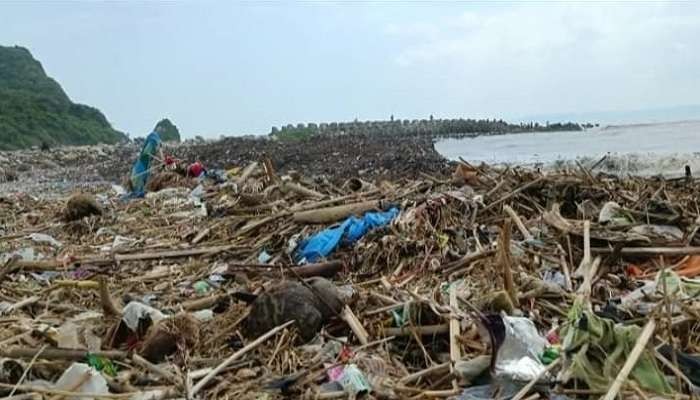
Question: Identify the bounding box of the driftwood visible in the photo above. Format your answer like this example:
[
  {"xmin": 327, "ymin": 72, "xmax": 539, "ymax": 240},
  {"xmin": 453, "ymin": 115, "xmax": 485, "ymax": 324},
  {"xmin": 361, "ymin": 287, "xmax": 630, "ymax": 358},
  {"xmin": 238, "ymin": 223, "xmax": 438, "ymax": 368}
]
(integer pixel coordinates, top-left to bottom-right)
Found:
[
  {"xmin": 292, "ymin": 200, "xmax": 381, "ymax": 224},
  {"xmin": 1, "ymin": 347, "xmax": 128, "ymax": 361}
]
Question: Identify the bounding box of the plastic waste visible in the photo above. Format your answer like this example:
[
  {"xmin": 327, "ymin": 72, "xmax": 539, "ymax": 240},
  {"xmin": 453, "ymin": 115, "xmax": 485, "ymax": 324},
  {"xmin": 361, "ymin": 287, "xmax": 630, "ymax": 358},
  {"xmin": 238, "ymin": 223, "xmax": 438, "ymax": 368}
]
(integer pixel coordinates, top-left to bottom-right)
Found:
[
  {"xmin": 483, "ymin": 314, "xmax": 549, "ymax": 382},
  {"xmin": 121, "ymin": 301, "xmax": 166, "ymax": 331},
  {"xmin": 454, "ymin": 355, "xmax": 490, "ymax": 383},
  {"xmin": 258, "ymin": 250, "xmax": 273, "ymax": 264},
  {"xmin": 190, "ymin": 184, "xmax": 205, "ymax": 201},
  {"xmin": 1, "ymin": 247, "xmax": 39, "ymax": 263},
  {"xmin": 30, "ymin": 271, "xmax": 60, "ymax": 284},
  {"xmin": 27, "ymin": 233, "xmax": 62, "ymax": 248},
  {"xmin": 111, "ymin": 184, "xmax": 126, "ymax": 196},
  {"xmin": 561, "ymin": 299, "xmax": 671, "ymax": 394},
  {"xmin": 628, "ymin": 224, "xmax": 684, "ymax": 241},
  {"xmin": 100, "ymin": 235, "xmax": 136, "ymax": 252},
  {"xmin": 54, "ymin": 363, "xmax": 109, "ymax": 399},
  {"xmin": 193, "ymin": 309, "xmax": 214, "ymax": 321},
  {"xmin": 337, "ymin": 364, "xmax": 371, "ymax": 395},
  {"xmin": 86, "ymin": 354, "xmax": 117, "ymax": 377},
  {"xmin": 658, "ymin": 344, "xmax": 700, "ymax": 386},
  {"xmin": 598, "ymin": 201, "xmax": 630, "ymax": 225},
  {"xmin": 620, "ymin": 270, "xmax": 700, "ymax": 314},
  {"xmin": 297, "ymin": 207, "xmax": 399, "ymax": 263},
  {"xmin": 193, "ymin": 281, "xmax": 211, "ymax": 295},
  {"xmin": 145, "ymin": 187, "xmax": 187, "ymax": 200},
  {"xmin": 542, "ymin": 270, "xmax": 568, "ymax": 289}
]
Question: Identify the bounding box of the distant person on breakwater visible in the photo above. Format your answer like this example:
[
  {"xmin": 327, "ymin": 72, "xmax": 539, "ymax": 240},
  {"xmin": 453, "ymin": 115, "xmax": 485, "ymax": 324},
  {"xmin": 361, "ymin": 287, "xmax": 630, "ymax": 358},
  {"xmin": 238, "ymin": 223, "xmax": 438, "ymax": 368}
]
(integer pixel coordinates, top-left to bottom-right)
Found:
[{"xmin": 128, "ymin": 123, "xmax": 165, "ymax": 197}]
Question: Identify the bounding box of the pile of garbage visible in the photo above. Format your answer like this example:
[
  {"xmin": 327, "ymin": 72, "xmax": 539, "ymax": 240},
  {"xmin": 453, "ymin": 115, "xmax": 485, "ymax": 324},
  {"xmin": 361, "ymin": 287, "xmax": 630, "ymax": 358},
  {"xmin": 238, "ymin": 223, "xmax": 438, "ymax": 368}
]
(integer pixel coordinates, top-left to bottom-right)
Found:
[{"xmin": 2, "ymin": 155, "xmax": 700, "ymax": 399}]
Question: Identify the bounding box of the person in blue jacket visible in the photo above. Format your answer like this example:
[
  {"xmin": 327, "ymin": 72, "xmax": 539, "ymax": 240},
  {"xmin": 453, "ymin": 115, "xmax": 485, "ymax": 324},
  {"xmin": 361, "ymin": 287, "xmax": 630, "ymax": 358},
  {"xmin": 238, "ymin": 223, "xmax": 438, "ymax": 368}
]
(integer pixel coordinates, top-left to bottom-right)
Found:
[{"xmin": 129, "ymin": 124, "xmax": 165, "ymax": 197}]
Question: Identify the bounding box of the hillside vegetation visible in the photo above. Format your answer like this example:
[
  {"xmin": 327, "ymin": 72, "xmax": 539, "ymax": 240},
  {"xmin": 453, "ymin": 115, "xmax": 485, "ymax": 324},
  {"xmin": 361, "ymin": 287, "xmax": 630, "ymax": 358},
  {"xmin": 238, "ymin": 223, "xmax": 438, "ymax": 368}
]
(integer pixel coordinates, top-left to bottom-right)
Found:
[{"xmin": 0, "ymin": 45, "xmax": 125, "ymax": 150}]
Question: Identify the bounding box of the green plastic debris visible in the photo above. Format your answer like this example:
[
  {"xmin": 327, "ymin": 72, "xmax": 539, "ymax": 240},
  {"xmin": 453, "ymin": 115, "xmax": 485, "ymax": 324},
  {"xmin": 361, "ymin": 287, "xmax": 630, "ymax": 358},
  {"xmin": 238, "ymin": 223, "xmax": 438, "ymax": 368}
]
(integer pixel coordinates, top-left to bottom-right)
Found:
[
  {"xmin": 391, "ymin": 303, "xmax": 411, "ymax": 327},
  {"xmin": 86, "ymin": 353, "xmax": 117, "ymax": 377},
  {"xmin": 193, "ymin": 280, "xmax": 211, "ymax": 295},
  {"xmin": 561, "ymin": 299, "xmax": 671, "ymax": 394},
  {"xmin": 539, "ymin": 346, "xmax": 559, "ymax": 365}
]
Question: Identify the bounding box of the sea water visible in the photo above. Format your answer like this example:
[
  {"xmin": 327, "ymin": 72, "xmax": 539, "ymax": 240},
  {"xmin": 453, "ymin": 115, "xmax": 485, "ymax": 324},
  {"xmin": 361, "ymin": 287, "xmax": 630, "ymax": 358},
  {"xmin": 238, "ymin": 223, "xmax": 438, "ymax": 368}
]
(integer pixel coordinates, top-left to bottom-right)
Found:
[{"xmin": 434, "ymin": 120, "xmax": 700, "ymax": 177}]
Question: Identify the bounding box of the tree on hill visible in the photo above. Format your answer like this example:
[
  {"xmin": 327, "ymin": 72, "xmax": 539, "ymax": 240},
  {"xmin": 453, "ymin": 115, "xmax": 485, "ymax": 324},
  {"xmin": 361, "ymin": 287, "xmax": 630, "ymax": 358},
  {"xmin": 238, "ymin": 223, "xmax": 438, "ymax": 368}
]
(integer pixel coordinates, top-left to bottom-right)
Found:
[
  {"xmin": 155, "ymin": 118, "xmax": 181, "ymax": 142},
  {"xmin": 0, "ymin": 45, "xmax": 126, "ymax": 150}
]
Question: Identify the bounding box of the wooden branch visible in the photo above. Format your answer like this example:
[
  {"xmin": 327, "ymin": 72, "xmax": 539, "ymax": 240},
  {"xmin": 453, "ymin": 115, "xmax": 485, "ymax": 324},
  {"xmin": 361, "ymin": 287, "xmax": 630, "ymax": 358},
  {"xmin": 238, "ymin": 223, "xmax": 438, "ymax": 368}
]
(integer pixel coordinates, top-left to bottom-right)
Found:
[
  {"xmin": 399, "ymin": 362, "xmax": 450, "ymax": 384},
  {"xmin": 592, "ymin": 246, "xmax": 700, "ymax": 256},
  {"xmin": 436, "ymin": 248, "xmax": 496, "ymax": 273},
  {"xmin": 131, "ymin": 354, "xmax": 181, "ymax": 386},
  {"xmin": 504, "ymin": 204, "xmax": 534, "ymax": 241},
  {"xmin": 14, "ymin": 244, "xmax": 240, "ymax": 271},
  {"xmin": 383, "ymin": 324, "xmax": 449, "ymax": 337},
  {"xmin": 234, "ymin": 161, "xmax": 259, "ymax": 185},
  {"xmin": 281, "ymin": 181, "xmax": 324, "ymax": 199},
  {"xmin": 483, "ymin": 177, "xmax": 544, "ymax": 211},
  {"xmin": 340, "ymin": 305, "xmax": 369, "ymax": 345},
  {"xmin": 0, "ymin": 347, "xmax": 127, "ymax": 361},
  {"xmin": 98, "ymin": 277, "xmax": 122, "ymax": 316},
  {"xmin": 0, "ymin": 383, "xmax": 135, "ymax": 398},
  {"xmin": 512, "ymin": 358, "xmax": 560, "ymax": 400},
  {"xmin": 449, "ymin": 285, "xmax": 461, "ymax": 372},
  {"xmin": 191, "ymin": 320, "xmax": 294, "ymax": 396},
  {"xmin": 499, "ymin": 220, "xmax": 519, "ymax": 306}
]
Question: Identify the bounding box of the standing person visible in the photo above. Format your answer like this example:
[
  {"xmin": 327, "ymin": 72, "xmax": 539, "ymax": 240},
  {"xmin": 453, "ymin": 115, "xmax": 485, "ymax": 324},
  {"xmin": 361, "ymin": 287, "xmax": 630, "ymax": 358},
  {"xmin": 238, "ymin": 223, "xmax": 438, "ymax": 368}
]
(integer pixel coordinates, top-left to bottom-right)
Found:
[{"xmin": 129, "ymin": 124, "xmax": 165, "ymax": 197}]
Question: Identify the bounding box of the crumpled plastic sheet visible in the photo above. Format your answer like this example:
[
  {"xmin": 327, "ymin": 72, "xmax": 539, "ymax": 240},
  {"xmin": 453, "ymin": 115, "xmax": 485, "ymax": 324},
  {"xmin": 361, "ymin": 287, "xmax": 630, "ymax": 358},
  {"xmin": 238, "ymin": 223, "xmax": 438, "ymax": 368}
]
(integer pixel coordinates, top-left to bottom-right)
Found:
[
  {"xmin": 121, "ymin": 301, "xmax": 166, "ymax": 331},
  {"xmin": 483, "ymin": 314, "xmax": 549, "ymax": 382},
  {"xmin": 54, "ymin": 363, "xmax": 109, "ymax": 399},
  {"xmin": 297, "ymin": 207, "xmax": 399, "ymax": 263}
]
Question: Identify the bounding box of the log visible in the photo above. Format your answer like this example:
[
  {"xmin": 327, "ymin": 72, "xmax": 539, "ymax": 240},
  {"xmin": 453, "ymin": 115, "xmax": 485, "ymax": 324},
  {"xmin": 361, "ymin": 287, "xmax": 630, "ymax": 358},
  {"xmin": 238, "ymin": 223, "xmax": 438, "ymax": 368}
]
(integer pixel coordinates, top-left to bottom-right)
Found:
[
  {"xmin": 14, "ymin": 245, "xmax": 239, "ymax": 271},
  {"xmin": 292, "ymin": 200, "xmax": 380, "ymax": 224},
  {"xmin": 436, "ymin": 248, "xmax": 496, "ymax": 273},
  {"xmin": 98, "ymin": 277, "xmax": 122, "ymax": 316},
  {"xmin": 449, "ymin": 285, "xmax": 461, "ymax": 372},
  {"xmin": 504, "ymin": 205, "xmax": 533, "ymax": 241},
  {"xmin": 1, "ymin": 347, "xmax": 128, "ymax": 361},
  {"xmin": 234, "ymin": 161, "xmax": 259, "ymax": 185},
  {"xmin": 340, "ymin": 305, "xmax": 369, "ymax": 345},
  {"xmin": 225, "ymin": 260, "xmax": 343, "ymax": 278},
  {"xmin": 399, "ymin": 362, "xmax": 450, "ymax": 384},
  {"xmin": 384, "ymin": 324, "xmax": 449, "ymax": 337},
  {"xmin": 483, "ymin": 177, "xmax": 544, "ymax": 211},
  {"xmin": 281, "ymin": 181, "xmax": 324, "ymax": 199},
  {"xmin": 592, "ymin": 246, "xmax": 700, "ymax": 256}
]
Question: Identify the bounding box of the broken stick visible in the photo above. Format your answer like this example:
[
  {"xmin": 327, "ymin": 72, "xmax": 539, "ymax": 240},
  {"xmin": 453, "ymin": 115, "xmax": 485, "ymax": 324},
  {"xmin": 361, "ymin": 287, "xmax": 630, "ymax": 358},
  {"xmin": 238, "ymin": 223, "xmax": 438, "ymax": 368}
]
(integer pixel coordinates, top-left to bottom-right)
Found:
[{"xmin": 191, "ymin": 320, "xmax": 294, "ymax": 395}]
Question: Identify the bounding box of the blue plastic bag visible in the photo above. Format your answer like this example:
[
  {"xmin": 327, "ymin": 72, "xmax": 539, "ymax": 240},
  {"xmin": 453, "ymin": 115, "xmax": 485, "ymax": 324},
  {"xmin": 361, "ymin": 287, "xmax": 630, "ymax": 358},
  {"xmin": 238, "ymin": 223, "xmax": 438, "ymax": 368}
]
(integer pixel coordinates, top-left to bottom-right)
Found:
[{"xmin": 297, "ymin": 207, "xmax": 399, "ymax": 263}]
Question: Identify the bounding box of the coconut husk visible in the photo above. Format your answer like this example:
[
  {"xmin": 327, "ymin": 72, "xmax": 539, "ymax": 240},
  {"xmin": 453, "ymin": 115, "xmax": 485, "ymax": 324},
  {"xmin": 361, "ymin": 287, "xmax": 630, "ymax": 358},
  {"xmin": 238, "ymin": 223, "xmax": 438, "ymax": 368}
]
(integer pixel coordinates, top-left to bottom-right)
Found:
[
  {"xmin": 139, "ymin": 313, "xmax": 200, "ymax": 363},
  {"xmin": 63, "ymin": 193, "xmax": 102, "ymax": 222},
  {"xmin": 245, "ymin": 278, "xmax": 344, "ymax": 342},
  {"xmin": 146, "ymin": 171, "xmax": 194, "ymax": 192}
]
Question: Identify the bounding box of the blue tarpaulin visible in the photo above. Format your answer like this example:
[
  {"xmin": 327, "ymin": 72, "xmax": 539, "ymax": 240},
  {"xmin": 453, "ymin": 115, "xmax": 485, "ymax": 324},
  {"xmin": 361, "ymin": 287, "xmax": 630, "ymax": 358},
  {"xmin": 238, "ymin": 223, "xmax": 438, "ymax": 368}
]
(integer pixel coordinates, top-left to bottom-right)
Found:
[{"xmin": 297, "ymin": 207, "xmax": 399, "ymax": 263}]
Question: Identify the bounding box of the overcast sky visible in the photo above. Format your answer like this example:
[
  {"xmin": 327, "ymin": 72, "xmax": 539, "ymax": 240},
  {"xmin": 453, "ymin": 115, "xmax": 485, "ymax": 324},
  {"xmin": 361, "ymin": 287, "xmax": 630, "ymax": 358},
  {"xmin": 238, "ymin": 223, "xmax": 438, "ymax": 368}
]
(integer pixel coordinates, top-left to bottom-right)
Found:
[{"xmin": 1, "ymin": 1, "xmax": 699, "ymax": 138}]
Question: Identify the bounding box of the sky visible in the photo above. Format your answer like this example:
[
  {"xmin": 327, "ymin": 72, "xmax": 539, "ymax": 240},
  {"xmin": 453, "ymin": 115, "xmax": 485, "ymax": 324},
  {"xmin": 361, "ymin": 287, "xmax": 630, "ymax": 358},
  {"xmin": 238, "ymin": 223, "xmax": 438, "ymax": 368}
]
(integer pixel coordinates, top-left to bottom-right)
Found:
[{"xmin": 1, "ymin": 1, "xmax": 699, "ymax": 139}]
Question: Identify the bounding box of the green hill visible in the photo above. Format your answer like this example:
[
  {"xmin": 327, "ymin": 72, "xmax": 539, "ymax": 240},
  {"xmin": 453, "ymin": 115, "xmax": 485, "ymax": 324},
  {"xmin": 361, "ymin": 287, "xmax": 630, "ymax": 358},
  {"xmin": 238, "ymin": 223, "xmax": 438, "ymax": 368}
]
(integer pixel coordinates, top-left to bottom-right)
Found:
[{"xmin": 0, "ymin": 45, "xmax": 126, "ymax": 150}]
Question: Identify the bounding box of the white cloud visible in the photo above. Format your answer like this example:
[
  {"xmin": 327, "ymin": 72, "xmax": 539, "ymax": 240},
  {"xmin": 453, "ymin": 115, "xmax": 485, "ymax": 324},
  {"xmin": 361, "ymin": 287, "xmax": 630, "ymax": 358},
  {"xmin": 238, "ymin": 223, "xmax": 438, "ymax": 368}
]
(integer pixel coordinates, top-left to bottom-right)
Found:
[{"xmin": 386, "ymin": 3, "xmax": 700, "ymax": 114}]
